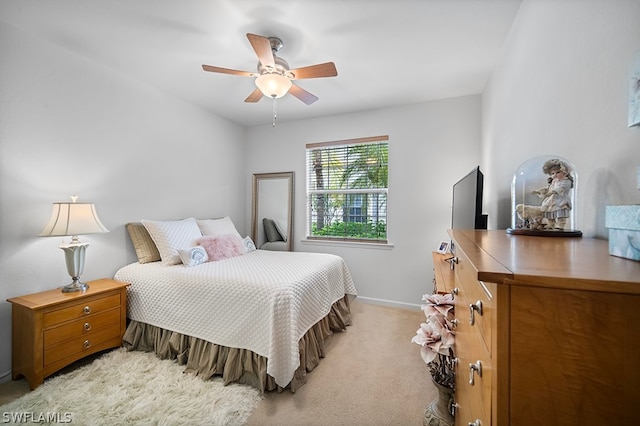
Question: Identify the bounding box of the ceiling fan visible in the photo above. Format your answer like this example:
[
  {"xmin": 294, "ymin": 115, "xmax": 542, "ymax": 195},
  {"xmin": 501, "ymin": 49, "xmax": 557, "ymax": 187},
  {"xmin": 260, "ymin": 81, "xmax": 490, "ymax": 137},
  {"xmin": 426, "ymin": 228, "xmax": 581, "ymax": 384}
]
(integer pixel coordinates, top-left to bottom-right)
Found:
[{"xmin": 202, "ymin": 33, "xmax": 338, "ymax": 105}]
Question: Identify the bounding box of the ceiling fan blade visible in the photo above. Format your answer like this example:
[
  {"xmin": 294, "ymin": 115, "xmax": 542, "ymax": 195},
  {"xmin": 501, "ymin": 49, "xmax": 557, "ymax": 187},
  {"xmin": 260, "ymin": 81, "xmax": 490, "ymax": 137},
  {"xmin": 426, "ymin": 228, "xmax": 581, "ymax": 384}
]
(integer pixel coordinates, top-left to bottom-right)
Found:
[
  {"xmin": 289, "ymin": 62, "xmax": 338, "ymax": 79},
  {"xmin": 246, "ymin": 33, "xmax": 274, "ymax": 67},
  {"xmin": 244, "ymin": 88, "xmax": 263, "ymax": 103},
  {"xmin": 202, "ymin": 64, "xmax": 254, "ymax": 77},
  {"xmin": 289, "ymin": 84, "xmax": 318, "ymax": 105}
]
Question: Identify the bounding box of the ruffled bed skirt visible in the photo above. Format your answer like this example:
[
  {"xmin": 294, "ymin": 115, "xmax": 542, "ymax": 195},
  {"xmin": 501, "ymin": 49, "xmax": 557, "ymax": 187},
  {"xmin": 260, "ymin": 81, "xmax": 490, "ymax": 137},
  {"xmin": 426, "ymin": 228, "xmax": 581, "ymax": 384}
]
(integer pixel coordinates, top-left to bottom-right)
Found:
[{"xmin": 122, "ymin": 295, "xmax": 352, "ymax": 393}]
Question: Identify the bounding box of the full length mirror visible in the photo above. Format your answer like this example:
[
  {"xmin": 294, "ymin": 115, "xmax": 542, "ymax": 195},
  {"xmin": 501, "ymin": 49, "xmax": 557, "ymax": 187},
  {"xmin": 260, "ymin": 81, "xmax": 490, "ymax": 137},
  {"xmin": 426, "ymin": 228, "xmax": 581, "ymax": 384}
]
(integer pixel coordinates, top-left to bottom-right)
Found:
[{"xmin": 251, "ymin": 172, "xmax": 294, "ymax": 251}]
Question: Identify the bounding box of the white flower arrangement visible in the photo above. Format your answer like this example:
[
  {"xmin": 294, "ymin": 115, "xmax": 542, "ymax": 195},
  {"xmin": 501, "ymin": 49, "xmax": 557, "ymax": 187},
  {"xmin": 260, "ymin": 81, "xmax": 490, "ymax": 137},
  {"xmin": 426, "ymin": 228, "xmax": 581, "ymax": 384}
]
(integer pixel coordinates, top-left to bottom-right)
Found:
[{"xmin": 411, "ymin": 293, "xmax": 456, "ymax": 389}]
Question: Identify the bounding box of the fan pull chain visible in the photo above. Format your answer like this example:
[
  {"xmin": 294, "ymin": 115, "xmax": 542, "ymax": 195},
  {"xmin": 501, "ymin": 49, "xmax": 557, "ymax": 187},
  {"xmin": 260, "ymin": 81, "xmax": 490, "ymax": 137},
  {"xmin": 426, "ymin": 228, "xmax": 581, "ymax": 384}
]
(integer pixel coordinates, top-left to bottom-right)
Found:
[{"xmin": 272, "ymin": 96, "xmax": 277, "ymax": 127}]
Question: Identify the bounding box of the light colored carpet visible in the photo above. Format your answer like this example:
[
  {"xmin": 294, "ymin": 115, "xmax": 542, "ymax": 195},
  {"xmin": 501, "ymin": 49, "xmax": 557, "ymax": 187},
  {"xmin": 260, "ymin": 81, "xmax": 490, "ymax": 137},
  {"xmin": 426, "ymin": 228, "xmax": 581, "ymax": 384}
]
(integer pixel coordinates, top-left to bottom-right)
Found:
[
  {"xmin": 246, "ymin": 300, "xmax": 436, "ymax": 426},
  {"xmin": 0, "ymin": 301, "xmax": 435, "ymax": 425},
  {"xmin": 0, "ymin": 348, "xmax": 262, "ymax": 425}
]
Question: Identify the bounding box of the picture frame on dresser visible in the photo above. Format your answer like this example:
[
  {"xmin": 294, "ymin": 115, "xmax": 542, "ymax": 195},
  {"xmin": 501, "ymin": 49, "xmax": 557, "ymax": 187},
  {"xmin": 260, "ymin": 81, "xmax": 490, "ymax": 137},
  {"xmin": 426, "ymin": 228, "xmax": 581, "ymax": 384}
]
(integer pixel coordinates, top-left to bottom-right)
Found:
[{"xmin": 436, "ymin": 241, "xmax": 449, "ymax": 254}]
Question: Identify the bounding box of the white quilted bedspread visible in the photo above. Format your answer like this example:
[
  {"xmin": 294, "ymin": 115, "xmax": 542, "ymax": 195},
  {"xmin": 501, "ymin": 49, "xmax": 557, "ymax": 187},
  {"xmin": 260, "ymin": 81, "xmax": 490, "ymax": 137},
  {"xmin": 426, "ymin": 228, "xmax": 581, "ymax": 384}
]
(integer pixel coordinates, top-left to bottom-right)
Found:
[{"xmin": 114, "ymin": 250, "xmax": 357, "ymax": 387}]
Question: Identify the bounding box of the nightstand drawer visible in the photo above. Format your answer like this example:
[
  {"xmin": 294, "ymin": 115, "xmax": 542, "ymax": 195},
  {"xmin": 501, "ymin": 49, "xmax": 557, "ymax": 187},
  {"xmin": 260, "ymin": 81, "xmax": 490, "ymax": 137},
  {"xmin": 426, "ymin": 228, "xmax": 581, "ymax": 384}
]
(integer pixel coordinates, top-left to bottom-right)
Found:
[
  {"xmin": 44, "ymin": 308, "xmax": 121, "ymax": 348},
  {"xmin": 43, "ymin": 294, "xmax": 121, "ymax": 327},
  {"xmin": 44, "ymin": 323, "xmax": 121, "ymax": 366}
]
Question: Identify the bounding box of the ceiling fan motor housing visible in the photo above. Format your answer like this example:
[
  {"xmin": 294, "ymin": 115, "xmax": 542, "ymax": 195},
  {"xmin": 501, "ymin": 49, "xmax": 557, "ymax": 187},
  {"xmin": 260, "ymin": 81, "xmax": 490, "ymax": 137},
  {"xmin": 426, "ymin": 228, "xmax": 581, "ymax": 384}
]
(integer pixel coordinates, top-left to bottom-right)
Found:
[
  {"xmin": 258, "ymin": 56, "xmax": 292, "ymax": 78},
  {"xmin": 268, "ymin": 37, "xmax": 284, "ymax": 53}
]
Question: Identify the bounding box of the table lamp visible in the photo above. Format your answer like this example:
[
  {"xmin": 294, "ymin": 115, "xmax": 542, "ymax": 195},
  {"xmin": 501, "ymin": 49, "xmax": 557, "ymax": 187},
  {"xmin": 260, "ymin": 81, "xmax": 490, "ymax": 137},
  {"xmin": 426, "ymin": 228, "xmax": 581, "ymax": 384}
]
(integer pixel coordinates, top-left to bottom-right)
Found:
[{"xmin": 38, "ymin": 196, "xmax": 109, "ymax": 293}]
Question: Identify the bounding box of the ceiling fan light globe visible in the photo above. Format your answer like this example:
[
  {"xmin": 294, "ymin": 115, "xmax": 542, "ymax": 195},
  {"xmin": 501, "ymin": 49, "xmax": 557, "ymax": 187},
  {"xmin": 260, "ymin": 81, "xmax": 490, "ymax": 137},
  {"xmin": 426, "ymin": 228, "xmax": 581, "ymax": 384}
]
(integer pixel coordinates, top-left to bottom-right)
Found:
[{"xmin": 255, "ymin": 73, "xmax": 292, "ymax": 98}]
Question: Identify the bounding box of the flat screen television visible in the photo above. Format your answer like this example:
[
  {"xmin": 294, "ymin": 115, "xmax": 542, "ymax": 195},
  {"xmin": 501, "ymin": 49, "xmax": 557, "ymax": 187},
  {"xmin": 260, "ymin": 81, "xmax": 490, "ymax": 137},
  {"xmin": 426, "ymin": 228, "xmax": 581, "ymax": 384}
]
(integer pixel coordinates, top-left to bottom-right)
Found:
[{"xmin": 451, "ymin": 166, "xmax": 488, "ymax": 230}]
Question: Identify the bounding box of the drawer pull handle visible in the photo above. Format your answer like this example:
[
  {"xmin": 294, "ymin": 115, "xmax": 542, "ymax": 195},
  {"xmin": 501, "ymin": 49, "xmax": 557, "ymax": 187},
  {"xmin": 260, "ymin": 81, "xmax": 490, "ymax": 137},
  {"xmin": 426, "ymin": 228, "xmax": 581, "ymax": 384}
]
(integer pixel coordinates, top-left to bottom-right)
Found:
[
  {"xmin": 83, "ymin": 340, "xmax": 91, "ymax": 349},
  {"xmin": 468, "ymin": 420, "xmax": 482, "ymax": 426},
  {"xmin": 444, "ymin": 256, "xmax": 458, "ymax": 270},
  {"xmin": 469, "ymin": 360, "xmax": 482, "ymax": 386},
  {"xmin": 83, "ymin": 322, "xmax": 91, "ymax": 331},
  {"xmin": 450, "ymin": 287, "xmax": 459, "ymax": 299},
  {"xmin": 450, "ymin": 319, "xmax": 459, "ymax": 328},
  {"xmin": 451, "ymin": 402, "xmax": 458, "ymax": 417},
  {"xmin": 83, "ymin": 306, "xmax": 91, "ymax": 315},
  {"xmin": 469, "ymin": 300, "xmax": 483, "ymax": 325}
]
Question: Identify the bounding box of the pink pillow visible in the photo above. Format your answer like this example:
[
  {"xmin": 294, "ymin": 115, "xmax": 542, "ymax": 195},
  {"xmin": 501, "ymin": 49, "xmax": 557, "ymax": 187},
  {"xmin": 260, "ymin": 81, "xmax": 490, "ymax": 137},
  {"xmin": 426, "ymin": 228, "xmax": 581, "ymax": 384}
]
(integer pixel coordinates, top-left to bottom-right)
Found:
[{"xmin": 196, "ymin": 234, "xmax": 244, "ymax": 261}]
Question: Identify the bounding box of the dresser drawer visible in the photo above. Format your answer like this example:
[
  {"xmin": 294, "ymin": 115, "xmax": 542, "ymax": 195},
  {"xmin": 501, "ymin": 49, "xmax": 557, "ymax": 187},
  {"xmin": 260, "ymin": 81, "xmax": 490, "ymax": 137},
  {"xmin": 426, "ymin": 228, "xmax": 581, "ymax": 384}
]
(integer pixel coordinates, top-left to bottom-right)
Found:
[
  {"xmin": 455, "ymin": 254, "xmax": 493, "ymax": 355},
  {"xmin": 455, "ymin": 342, "xmax": 492, "ymax": 425},
  {"xmin": 43, "ymin": 293, "xmax": 121, "ymax": 327},
  {"xmin": 43, "ymin": 308, "xmax": 121, "ymax": 348},
  {"xmin": 44, "ymin": 323, "xmax": 121, "ymax": 366}
]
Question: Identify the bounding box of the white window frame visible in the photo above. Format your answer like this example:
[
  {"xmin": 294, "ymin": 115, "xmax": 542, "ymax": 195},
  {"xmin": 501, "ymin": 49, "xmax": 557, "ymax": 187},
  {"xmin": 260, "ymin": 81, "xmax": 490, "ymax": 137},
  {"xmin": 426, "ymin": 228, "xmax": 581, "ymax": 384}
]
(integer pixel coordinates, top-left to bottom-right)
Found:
[{"xmin": 305, "ymin": 135, "xmax": 389, "ymax": 244}]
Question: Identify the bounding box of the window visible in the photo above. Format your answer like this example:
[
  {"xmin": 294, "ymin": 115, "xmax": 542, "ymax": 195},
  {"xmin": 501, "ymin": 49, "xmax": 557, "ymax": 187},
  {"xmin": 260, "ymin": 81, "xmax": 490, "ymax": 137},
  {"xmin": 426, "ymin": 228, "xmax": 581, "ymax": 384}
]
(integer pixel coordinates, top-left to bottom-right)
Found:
[{"xmin": 306, "ymin": 135, "xmax": 389, "ymax": 243}]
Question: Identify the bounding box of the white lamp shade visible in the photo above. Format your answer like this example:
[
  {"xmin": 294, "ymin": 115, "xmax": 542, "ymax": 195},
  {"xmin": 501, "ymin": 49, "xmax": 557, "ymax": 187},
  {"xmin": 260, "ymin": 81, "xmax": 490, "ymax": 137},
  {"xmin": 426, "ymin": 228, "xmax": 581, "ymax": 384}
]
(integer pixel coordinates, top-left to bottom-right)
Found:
[
  {"xmin": 255, "ymin": 73, "xmax": 292, "ymax": 98},
  {"xmin": 39, "ymin": 202, "xmax": 109, "ymax": 237}
]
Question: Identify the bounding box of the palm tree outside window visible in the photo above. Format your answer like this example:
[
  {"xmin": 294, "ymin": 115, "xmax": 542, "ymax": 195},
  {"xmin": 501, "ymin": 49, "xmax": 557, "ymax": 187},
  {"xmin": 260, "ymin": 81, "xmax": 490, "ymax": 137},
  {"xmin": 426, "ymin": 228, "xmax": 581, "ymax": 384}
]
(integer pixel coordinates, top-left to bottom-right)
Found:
[{"xmin": 305, "ymin": 135, "xmax": 388, "ymax": 243}]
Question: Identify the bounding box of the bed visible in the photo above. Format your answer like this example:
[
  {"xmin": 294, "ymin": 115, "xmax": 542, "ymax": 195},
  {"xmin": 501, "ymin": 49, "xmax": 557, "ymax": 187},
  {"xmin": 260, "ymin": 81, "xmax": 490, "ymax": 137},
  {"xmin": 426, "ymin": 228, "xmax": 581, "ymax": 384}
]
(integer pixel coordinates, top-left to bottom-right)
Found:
[{"xmin": 114, "ymin": 218, "xmax": 357, "ymax": 392}]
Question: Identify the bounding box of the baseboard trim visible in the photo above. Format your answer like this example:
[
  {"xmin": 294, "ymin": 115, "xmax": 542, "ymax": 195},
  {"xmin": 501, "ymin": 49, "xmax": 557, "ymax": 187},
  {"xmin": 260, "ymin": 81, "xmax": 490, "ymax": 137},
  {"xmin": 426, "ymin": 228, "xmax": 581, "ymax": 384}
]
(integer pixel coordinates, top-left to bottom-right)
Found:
[
  {"xmin": 355, "ymin": 296, "xmax": 421, "ymax": 311},
  {"xmin": 0, "ymin": 370, "xmax": 12, "ymax": 383}
]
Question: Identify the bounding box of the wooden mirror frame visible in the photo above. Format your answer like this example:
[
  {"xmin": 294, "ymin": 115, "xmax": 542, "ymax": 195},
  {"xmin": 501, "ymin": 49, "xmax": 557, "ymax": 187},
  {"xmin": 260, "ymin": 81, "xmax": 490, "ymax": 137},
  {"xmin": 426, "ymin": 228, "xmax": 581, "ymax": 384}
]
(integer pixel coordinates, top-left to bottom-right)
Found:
[{"xmin": 251, "ymin": 172, "xmax": 294, "ymax": 251}]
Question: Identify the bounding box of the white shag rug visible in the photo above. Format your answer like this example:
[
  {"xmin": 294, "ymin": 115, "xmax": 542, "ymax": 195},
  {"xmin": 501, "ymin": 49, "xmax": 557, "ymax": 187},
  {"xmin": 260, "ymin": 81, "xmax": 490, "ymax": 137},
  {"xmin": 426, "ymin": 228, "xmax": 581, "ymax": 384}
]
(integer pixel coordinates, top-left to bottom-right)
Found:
[{"xmin": 0, "ymin": 348, "xmax": 263, "ymax": 425}]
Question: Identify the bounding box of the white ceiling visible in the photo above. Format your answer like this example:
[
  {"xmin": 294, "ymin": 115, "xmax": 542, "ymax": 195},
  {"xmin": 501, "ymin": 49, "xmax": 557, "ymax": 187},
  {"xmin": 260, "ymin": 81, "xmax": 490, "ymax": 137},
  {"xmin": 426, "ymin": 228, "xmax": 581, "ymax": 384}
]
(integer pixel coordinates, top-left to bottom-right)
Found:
[{"xmin": 1, "ymin": 0, "xmax": 522, "ymax": 127}]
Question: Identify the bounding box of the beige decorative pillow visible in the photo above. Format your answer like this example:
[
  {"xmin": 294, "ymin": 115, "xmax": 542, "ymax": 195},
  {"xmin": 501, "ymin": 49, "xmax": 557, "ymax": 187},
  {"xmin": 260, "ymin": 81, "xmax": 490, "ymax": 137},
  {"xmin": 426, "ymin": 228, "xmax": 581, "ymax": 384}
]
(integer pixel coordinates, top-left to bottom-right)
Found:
[{"xmin": 126, "ymin": 222, "xmax": 161, "ymax": 264}]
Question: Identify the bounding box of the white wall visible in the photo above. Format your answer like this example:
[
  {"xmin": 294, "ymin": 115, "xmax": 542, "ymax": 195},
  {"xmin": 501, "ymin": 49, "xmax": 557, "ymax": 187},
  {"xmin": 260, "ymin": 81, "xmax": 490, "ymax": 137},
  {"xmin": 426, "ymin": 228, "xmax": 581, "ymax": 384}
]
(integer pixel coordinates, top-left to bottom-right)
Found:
[
  {"xmin": 482, "ymin": 0, "xmax": 640, "ymax": 235},
  {"xmin": 0, "ymin": 22, "xmax": 246, "ymax": 381},
  {"xmin": 245, "ymin": 96, "xmax": 482, "ymax": 308}
]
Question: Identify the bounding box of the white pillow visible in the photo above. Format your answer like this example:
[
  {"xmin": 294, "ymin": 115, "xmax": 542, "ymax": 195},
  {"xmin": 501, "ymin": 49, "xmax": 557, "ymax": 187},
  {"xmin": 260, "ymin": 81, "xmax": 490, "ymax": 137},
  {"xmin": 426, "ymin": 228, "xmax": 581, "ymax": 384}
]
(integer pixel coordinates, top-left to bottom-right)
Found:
[
  {"xmin": 178, "ymin": 246, "xmax": 208, "ymax": 267},
  {"xmin": 142, "ymin": 218, "xmax": 203, "ymax": 265},
  {"xmin": 197, "ymin": 216, "xmax": 242, "ymax": 239},
  {"xmin": 243, "ymin": 236, "xmax": 257, "ymax": 253}
]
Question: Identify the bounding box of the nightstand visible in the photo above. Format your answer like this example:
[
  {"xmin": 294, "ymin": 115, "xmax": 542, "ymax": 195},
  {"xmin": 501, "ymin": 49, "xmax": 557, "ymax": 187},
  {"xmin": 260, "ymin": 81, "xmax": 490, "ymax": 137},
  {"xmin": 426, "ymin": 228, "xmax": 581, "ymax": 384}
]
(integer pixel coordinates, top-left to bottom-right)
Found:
[{"xmin": 7, "ymin": 278, "xmax": 129, "ymax": 390}]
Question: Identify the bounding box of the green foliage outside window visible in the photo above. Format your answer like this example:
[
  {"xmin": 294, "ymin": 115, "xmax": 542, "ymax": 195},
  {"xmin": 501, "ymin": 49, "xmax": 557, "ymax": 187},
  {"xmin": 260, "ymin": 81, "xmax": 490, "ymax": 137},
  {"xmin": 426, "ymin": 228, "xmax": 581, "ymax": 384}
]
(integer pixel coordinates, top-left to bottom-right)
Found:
[{"xmin": 311, "ymin": 220, "xmax": 387, "ymax": 239}]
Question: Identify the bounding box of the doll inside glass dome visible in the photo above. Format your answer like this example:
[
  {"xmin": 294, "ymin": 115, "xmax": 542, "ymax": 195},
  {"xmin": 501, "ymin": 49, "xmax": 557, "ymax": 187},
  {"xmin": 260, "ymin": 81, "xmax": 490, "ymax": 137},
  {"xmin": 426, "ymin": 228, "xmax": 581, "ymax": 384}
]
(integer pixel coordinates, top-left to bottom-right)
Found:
[
  {"xmin": 535, "ymin": 159, "xmax": 574, "ymax": 230},
  {"xmin": 515, "ymin": 158, "xmax": 574, "ymax": 231}
]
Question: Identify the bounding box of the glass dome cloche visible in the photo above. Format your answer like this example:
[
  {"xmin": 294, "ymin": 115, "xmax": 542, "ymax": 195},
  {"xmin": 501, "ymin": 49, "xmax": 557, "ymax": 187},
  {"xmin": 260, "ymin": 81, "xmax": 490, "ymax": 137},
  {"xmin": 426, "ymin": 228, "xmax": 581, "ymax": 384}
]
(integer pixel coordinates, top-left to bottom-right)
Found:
[{"xmin": 507, "ymin": 155, "xmax": 582, "ymax": 237}]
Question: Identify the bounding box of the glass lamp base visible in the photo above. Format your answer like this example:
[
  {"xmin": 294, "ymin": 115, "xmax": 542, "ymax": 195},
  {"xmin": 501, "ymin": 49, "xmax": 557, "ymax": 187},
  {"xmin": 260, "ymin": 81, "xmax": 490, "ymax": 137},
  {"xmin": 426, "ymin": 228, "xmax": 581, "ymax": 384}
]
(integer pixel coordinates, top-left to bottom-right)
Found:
[{"xmin": 59, "ymin": 243, "xmax": 90, "ymax": 293}]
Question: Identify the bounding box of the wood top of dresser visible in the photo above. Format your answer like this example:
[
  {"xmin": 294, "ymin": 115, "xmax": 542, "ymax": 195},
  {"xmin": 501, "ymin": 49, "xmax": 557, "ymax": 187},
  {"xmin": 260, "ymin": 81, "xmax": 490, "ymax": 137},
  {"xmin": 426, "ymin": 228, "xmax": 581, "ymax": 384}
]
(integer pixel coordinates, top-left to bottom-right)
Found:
[
  {"xmin": 7, "ymin": 278, "xmax": 129, "ymax": 310},
  {"xmin": 448, "ymin": 229, "xmax": 640, "ymax": 294}
]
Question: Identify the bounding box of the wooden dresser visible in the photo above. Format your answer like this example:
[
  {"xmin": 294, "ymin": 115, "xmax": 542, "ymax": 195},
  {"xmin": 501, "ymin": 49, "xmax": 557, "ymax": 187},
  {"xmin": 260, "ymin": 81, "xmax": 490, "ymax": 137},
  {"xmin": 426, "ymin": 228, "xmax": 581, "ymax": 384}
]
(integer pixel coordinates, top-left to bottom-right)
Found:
[
  {"xmin": 7, "ymin": 278, "xmax": 129, "ymax": 390},
  {"xmin": 444, "ymin": 230, "xmax": 640, "ymax": 426}
]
